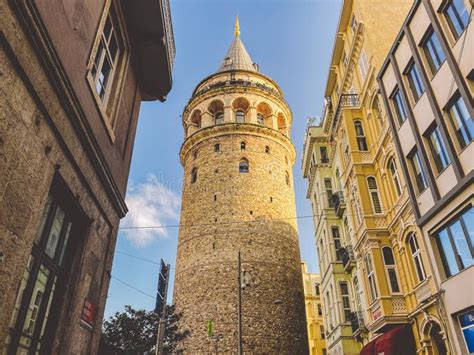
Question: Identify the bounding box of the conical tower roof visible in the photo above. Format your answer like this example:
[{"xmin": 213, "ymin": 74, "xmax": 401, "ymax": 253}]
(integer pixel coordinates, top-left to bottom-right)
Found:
[{"xmin": 217, "ymin": 16, "xmax": 258, "ymax": 73}]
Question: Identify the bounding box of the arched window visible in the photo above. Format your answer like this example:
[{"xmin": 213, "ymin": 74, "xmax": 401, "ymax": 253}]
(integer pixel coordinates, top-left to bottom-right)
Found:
[
  {"xmin": 429, "ymin": 323, "xmax": 448, "ymax": 355},
  {"xmin": 409, "ymin": 234, "xmax": 426, "ymax": 283},
  {"xmin": 214, "ymin": 144, "xmax": 220, "ymax": 152},
  {"xmin": 236, "ymin": 110, "xmax": 245, "ymax": 123},
  {"xmin": 382, "ymin": 247, "xmax": 401, "ymax": 294},
  {"xmin": 367, "ymin": 177, "xmax": 382, "ymax": 214},
  {"xmin": 215, "ymin": 112, "xmax": 224, "ymax": 125},
  {"xmin": 257, "ymin": 113, "xmax": 265, "ymax": 125},
  {"xmin": 331, "ymin": 226, "xmax": 342, "ymax": 261},
  {"xmin": 285, "ymin": 172, "xmax": 290, "ymax": 186},
  {"xmin": 354, "ymin": 120, "xmax": 368, "ymax": 151},
  {"xmin": 388, "ymin": 158, "xmax": 402, "ymax": 197},
  {"xmin": 190, "ymin": 110, "xmax": 202, "ymax": 128},
  {"xmin": 372, "ymin": 96, "xmax": 382, "ymax": 121},
  {"xmin": 240, "ymin": 141, "xmax": 246, "ymax": 150},
  {"xmin": 265, "ymin": 146, "xmax": 270, "ymax": 154},
  {"xmin": 193, "ymin": 150, "xmax": 198, "ymax": 159},
  {"xmin": 191, "ymin": 168, "xmax": 197, "ymax": 184},
  {"xmin": 239, "ymin": 159, "xmax": 249, "ymax": 173}
]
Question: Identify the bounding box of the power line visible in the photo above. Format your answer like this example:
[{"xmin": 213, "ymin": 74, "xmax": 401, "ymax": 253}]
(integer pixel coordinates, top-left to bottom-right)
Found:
[
  {"xmin": 111, "ymin": 275, "xmax": 155, "ymax": 300},
  {"xmin": 115, "ymin": 250, "xmax": 161, "ymax": 265},
  {"xmin": 118, "ymin": 202, "xmax": 410, "ymax": 230}
]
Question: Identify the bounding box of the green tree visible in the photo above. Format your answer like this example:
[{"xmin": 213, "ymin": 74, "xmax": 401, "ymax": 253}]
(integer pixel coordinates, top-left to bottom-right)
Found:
[{"xmin": 102, "ymin": 305, "xmax": 189, "ymax": 354}]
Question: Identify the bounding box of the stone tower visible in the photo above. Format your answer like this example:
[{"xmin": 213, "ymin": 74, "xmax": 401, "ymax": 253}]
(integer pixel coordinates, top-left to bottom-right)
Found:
[{"xmin": 173, "ymin": 18, "xmax": 308, "ymax": 354}]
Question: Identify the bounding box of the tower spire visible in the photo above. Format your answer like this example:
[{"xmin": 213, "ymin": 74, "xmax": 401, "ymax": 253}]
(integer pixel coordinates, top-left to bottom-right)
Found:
[{"xmin": 234, "ymin": 15, "xmax": 240, "ymax": 38}]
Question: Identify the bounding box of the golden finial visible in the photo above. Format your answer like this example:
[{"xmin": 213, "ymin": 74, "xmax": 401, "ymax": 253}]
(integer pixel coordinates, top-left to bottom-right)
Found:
[{"xmin": 234, "ymin": 15, "xmax": 240, "ymax": 38}]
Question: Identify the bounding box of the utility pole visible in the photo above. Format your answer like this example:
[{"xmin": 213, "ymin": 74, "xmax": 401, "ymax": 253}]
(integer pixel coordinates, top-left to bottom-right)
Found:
[
  {"xmin": 237, "ymin": 251, "xmax": 243, "ymax": 355},
  {"xmin": 155, "ymin": 259, "xmax": 170, "ymax": 355}
]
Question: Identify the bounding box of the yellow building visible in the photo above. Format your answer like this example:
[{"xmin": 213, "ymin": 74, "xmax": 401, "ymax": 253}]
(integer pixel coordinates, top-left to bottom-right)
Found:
[
  {"xmin": 302, "ymin": 262, "xmax": 327, "ymax": 355},
  {"xmin": 303, "ymin": 1, "xmax": 449, "ymax": 354}
]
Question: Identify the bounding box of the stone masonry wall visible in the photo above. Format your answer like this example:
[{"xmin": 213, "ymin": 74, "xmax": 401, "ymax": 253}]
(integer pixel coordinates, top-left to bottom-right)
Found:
[{"xmin": 173, "ymin": 122, "xmax": 309, "ymax": 354}]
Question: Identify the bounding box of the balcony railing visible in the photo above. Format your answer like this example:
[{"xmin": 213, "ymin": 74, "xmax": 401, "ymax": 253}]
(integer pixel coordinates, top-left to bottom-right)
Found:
[
  {"xmin": 339, "ymin": 245, "xmax": 356, "ymax": 272},
  {"xmin": 330, "ymin": 93, "xmax": 360, "ymax": 134},
  {"xmin": 349, "ymin": 311, "xmax": 367, "ymax": 340},
  {"xmin": 332, "ymin": 191, "xmax": 346, "ymax": 217}
]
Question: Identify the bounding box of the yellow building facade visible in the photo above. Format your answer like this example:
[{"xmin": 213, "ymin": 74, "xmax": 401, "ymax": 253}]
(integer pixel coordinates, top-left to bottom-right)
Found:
[
  {"xmin": 303, "ymin": 1, "xmax": 449, "ymax": 354},
  {"xmin": 302, "ymin": 262, "xmax": 327, "ymax": 355}
]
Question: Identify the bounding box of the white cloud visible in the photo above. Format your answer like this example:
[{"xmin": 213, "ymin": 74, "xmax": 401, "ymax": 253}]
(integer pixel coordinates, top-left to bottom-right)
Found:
[{"xmin": 121, "ymin": 174, "xmax": 181, "ymax": 247}]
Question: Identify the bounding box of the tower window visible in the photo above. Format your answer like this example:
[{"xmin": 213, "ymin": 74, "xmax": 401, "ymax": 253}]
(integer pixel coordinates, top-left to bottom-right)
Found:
[
  {"xmin": 214, "ymin": 194, "xmax": 217, "ymax": 201},
  {"xmin": 214, "ymin": 144, "xmax": 220, "ymax": 152},
  {"xmin": 215, "ymin": 112, "xmax": 224, "ymax": 125},
  {"xmin": 236, "ymin": 110, "xmax": 245, "ymax": 123},
  {"xmin": 257, "ymin": 113, "xmax": 265, "ymax": 125},
  {"xmin": 265, "ymin": 146, "xmax": 270, "ymax": 154},
  {"xmin": 285, "ymin": 172, "xmax": 290, "ymax": 186},
  {"xmin": 193, "ymin": 150, "xmax": 198, "ymax": 159},
  {"xmin": 191, "ymin": 168, "xmax": 198, "ymax": 183},
  {"xmin": 239, "ymin": 159, "xmax": 249, "ymax": 173},
  {"xmin": 240, "ymin": 141, "xmax": 246, "ymax": 150}
]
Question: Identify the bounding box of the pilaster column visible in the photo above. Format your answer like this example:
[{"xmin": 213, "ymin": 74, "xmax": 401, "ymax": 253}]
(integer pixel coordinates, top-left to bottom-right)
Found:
[
  {"xmin": 224, "ymin": 105, "xmax": 233, "ymax": 122},
  {"xmin": 201, "ymin": 112, "xmax": 213, "ymax": 127},
  {"xmin": 248, "ymin": 106, "xmax": 257, "ymax": 124}
]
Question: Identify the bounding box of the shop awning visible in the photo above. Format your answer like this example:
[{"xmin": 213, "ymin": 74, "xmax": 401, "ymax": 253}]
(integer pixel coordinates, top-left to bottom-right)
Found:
[{"xmin": 360, "ymin": 324, "xmax": 416, "ymax": 355}]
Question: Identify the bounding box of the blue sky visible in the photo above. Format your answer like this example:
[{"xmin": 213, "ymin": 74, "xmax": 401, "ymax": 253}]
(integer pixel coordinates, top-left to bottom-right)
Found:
[{"xmin": 105, "ymin": 0, "xmax": 342, "ymax": 319}]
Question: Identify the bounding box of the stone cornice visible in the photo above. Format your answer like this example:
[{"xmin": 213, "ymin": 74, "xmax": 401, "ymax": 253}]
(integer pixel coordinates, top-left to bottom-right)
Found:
[{"xmin": 180, "ymin": 123, "xmax": 296, "ymax": 166}]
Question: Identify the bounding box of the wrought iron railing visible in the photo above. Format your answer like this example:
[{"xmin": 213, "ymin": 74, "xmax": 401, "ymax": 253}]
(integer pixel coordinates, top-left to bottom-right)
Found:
[
  {"xmin": 330, "ymin": 94, "xmax": 360, "ymax": 134},
  {"xmin": 349, "ymin": 311, "xmax": 365, "ymax": 334},
  {"xmin": 161, "ymin": 0, "xmax": 175, "ymax": 70},
  {"xmin": 339, "ymin": 245, "xmax": 355, "ymax": 271},
  {"xmin": 332, "ymin": 191, "xmax": 345, "ymax": 216}
]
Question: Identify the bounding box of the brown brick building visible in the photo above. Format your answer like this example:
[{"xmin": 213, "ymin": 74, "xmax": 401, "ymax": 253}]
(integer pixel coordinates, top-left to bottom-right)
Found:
[
  {"xmin": 0, "ymin": 0, "xmax": 174, "ymax": 353},
  {"xmin": 173, "ymin": 19, "xmax": 308, "ymax": 353}
]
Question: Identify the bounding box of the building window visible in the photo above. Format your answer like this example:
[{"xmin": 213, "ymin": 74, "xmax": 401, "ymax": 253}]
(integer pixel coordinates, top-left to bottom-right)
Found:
[
  {"xmin": 8, "ymin": 190, "xmax": 81, "ymax": 353},
  {"xmin": 388, "ymin": 158, "xmax": 402, "ymax": 197},
  {"xmin": 408, "ymin": 234, "xmax": 426, "ymax": 283},
  {"xmin": 320, "ymin": 147, "xmax": 329, "ymax": 163},
  {"xmin": 382, "ymin": 247, "xmax": 401, "ymax": 294},
  {"xmin": 435, "ymin": 207, "xmax": 474, "ymax": 277},
  {"xmin": 367, "ymin": 177, "xmax": 382, "ymax": 214},
  {"xmin": 193, "ymin": 150, "xmax": 198, "ymax": 160},
  {"xmin": 422, "ymin": 28, "xmax": 446, "ymax": 73},
  {"xmin": 191, "ymin": 168, "xmax": 198, "ymax": 183},
  {"xmin": 236, "ymin": 110, "xmax": 245, "ymax": 123},
  {"xmin": 351, "ymin": 15, "xmax": 358, "ymax": 33},
  {"xmin": 408, "ymin": 149, "xmax": 428, "ymax": 194},
  {"xmin": 365, "ymin": 254, "xmax": 378, "ymax": 302},
  {"xmin": 358, "ymin": 49, "xmax": 370, "ymax": 80},
  {"xmin": 240, "ymin": 141, "xmax": 246, "ymax": 150},
  {"xmin": 315, "ymin": 283, "xmax": 320, "ymax": 296},
  {"xmin": 320, "ymin": 325, "xmax": 325, "ymax": 339},
  {"xmin": 372, "ymin": 96, "xmax": 382, "ymax": 121},
  {"xmin": 257, "ymin": 113, "xmax": 264, "ymax": 125},
  {"xmin": 443, "ymin": 0, "xmax": 470, "ymax": 39},
  {"xmin": 324, "ymin": 179, "xmax": 334, "ymax": 208},
  {"xmin": 392, "ymin": 88, "xmax": 408, "ymax": 125},
  {"xmin": 339, "ymin": 282, "xmax": 351, "ymax": 322},
  {"xmin": 239, "ymin": 159, "xmax": 249, "ymax": 173},
  {"xmin": 87, "ymin": 2, "xmax": 128, "ymax": 131},
  {"xmin": 427, "ymin": 126, "xmax": 451, "ymax": 173},
  {"xmin": 354, "ymin": 120, "xmax": 368, "ymax": 151},
  {"xmin": 265, "ymin": 146, "xmax": 270, "ymax": 154},
  {"xmin": 459, "ymin": 309, "xmax": 474, "ymax": 353},
  {"xmin": 285, "ymin": 172, "xmax": 290, "ymax": 187},
  {"xmin": 317, "ymin": 304, "xmax": 323, "ymax": 316},
  {"xmin": 214, "ymin": 143, "xmax": 220, "ymax": 152},
  {"xmin": 447, "ymin": 95, "xmax": 473, "ymax": 149},
  {"xmin": 332, "ymin": 226, "xmax": 342, "ymax": 261},
  {"xmin": 406, "ymin": 62, "xmax": 425, "ymax": 101},
  {"xmin": 215, "ymin": 112, "xmax": 224, "ymax": 124}
]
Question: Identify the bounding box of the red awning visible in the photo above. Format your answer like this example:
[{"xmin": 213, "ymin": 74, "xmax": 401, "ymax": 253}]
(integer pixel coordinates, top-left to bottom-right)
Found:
[{"xmin": 360, "ymin": 324, "xmax": 416, "ymax": 355}]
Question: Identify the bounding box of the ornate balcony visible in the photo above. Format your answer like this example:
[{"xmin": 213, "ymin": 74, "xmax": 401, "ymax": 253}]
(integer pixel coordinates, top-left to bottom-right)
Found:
[
  {"xmin": 332, "ymin": 191, "xmax": 346, "ymax": 217},
  {"xmin": 339, "ymin": 245, "xmax": 356, "ymax": 273}
]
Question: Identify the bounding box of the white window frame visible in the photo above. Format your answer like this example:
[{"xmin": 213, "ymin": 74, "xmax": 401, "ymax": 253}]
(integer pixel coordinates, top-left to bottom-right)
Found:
[
  {"xmin": 365, "ymin": 254, "xmax": 378, "ymax": 303},
  {"xmin": 388, "ymin": 158, "xmax": 402, "ymax": 197},
  {"xmin": 409, "ymin": 234, "xmax": 427, "ymax": 283},
  {"xmin": 86, "ymin": 0, "xmax": 130, "ymax": 141},
  {"xmin": 382, "ymin": 246, "xmax": 402, "ymax": 295},
  {"xmin": 367, "ymin": 176, "xmax": 383, "ymax": 214},
  {"xmin": 358, "ymin": 49, "xmax": 370, "ymax": 81},
  {"xmin": 339, "ymin": 281, "xmax": 352, "ymax": 322}
]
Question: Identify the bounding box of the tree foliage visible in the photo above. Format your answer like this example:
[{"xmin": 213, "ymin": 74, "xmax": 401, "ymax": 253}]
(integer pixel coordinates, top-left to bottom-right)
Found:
[{"xmin": 102, "ymin": 305, "xmax": 189, "ymax": 354}]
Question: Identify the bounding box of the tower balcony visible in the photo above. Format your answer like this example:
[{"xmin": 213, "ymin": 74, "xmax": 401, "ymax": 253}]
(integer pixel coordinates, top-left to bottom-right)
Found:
[{"xmin": 331, "ymin": 191, "xmax": 346, "ymax": 217}]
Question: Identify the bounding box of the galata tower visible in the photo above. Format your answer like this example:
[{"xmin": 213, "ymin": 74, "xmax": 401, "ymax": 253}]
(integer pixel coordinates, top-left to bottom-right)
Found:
[{"xmin": 173, "ymin": 18, "xmax": 308, "ymax": 354}]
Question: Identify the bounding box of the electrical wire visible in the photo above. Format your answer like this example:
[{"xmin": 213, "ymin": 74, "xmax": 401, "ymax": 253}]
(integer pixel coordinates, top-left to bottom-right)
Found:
[{"xmin": 111, "ymin": 275, "xmax": 156, "ymax": 300}]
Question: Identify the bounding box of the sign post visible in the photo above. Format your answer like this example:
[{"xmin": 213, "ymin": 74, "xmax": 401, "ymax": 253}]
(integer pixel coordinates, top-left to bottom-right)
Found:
[{"xmin": 155, "ymin": 259, "xmax": 170, "ymax": 355}]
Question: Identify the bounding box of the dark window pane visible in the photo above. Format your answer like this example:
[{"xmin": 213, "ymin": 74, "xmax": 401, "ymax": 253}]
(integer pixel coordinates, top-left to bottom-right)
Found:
[
  {"xmin": 461, "ymin": 209, "xmax": 474, "ymax": 246},
  {"xmin": 450, "ymin": 220, "xmax": 473, "ymax": 269},
  {"xmin": 388, "ymin": 269, "xmax": 400, "ymax": 293},
  {"xmin": 428, "ymin": 127, "xmax": 451, "ymax": 173},
  {"xmin": 44, "ymin": 207, "xmax": 65, "ymax": 259},
  {"xmin": 383, "ymin": 248, "xmax": 395, "ymax": 265}
]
